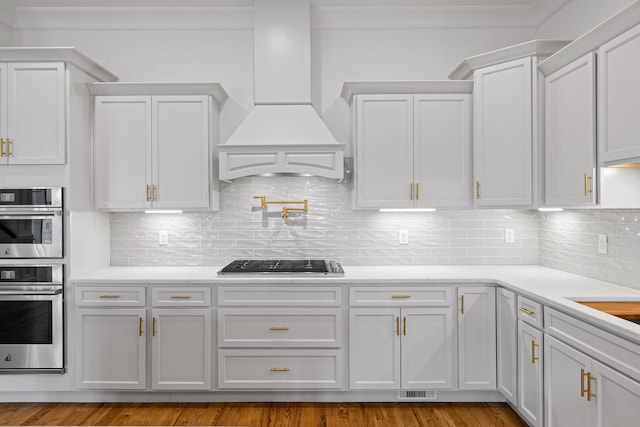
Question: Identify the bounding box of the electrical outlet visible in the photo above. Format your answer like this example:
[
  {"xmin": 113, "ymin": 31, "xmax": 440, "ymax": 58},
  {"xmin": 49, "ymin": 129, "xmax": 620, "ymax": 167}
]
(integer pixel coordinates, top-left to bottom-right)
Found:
[
  {"xmin": 598, "ymin": 234, "xmax": 608, "ymax": 254},
  {"xmin": 159, "ymin": 230, "xmax": 169, "ymax": 246},
  {"xmin": 399, "ymin": 229, "xmax": 409, "ymax": 245},
  {"xmin": 504, "ymin": 229, "xmax": 515, "ymax": 243}
]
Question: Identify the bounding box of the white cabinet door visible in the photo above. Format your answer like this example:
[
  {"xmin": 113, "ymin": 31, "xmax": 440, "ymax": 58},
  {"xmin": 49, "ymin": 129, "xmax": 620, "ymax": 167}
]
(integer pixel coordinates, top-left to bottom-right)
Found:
[
  {"xmin": 545, "ymin": 52, "xmax": 597, "ymax": 206},
  {"xmin": 151, "ymin": 308, "xmax": 212, "ymax": 390},
  {"xmin": 76, "ymin": 308, "xmax": 146, "ymax": 389},
  {"xmin": 458, "ymin": 286, "xmax": 497, "ymax": 390},
  {"xmin": 355, "ymin": 95, "xmax": 414, "ymax": 209},
  {"xmin": 0, "ymin": 63, "xmax": 6, "ymax": 151},
  {"xmin": 518, "ymin": 320, "xmax": 543, "ymax": 427},
  {"xmin": 544, "ymin": 335, "xmax": 593, "ymax": 427},
  {"xmin": 473, "ymin": 57, "xmax": 532, "ymax": 207},
  {"xmin": 592, "ymin": 360, "xmax": 640, "ymax": 427},
  {"xmin": 349, "ymin": 308, "xmax": 400, "ymax": 389},
  {"xmin": 598, "ymin": 24, "xmax": 640, "ymax": 164},
  {"xmin": 6, "ymin": 62, "xmax": 65, "ymax": 164},
  {"xmin": 401, "ymin": 308, "xmax": 455, "ymax": 390},
  {"xmin": 152, "ymin": 96, "xmax": 209, "ymax": 209},
  {"xmin": 414, "ymin": 94, "xmax": 471, "ymax": 208},
  {"xmin": 497, "ymin": 288, "xmax": 517, "ymax": 404},
  {"xmin": 94, "ymin": 96, "xmax": 152, "ymax": 210}
]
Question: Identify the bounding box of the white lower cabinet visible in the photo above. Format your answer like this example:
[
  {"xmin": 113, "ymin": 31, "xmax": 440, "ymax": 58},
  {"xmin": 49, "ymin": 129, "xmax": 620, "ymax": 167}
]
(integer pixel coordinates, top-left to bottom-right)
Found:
[
  {"xmin": 349, "ymin": 307, "xmax": 456, "ymax": 390},
  {"xmin": 151, "ymin": 309, "xmax": 212, "ymax": 390},
  {"xmin": 76, "ymin": 308, "xmax": 146, "ymax": 389},
  {"xmin": 496, "ymin": 288, "xmax": 517, "ymax": 404},
  {"xmin": 217, "ymin": 286, "xmax": 344, "ymax": 390},
  {"xmin": 458, "ymin": 286, "xmax": 497, "ymax": 390},
  {"xmin": 545, "ymin": 335, "xmax": 640, "ymax": 427},
  {"xmin": 518, "ymin": 320, "xmax": 543, "ymax": 427},
  {"xmin": 75, "ymin": 285, "xmax": 212, "ymax": 391}
]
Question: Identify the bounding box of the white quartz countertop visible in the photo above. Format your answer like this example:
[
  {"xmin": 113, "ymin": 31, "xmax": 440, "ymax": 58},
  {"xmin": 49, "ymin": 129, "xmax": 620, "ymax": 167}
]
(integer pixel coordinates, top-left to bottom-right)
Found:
[{"xmin": 71, "ymin": 264, "xmax": 640, "ymax": 345}]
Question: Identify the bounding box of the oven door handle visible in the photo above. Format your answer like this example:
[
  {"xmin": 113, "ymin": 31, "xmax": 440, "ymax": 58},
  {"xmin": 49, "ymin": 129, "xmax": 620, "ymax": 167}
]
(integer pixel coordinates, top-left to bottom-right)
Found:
[
  {"xmin": 0, "ymin": 289, "xmax": 62, "ymax": 296},
  {"xmin": 0, "ymin": 212, "xmax": 61, "ymax": 219}
]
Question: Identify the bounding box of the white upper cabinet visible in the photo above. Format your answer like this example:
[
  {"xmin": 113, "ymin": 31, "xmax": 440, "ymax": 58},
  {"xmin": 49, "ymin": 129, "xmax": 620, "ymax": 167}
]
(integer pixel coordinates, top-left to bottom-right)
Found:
[
  {"xmin": 90, "ymin": 83, "xmax": 227, "ymax": 211},
  {"xmin": 94, "ymin": 96, "xmax": 152, "ymax": 210},
  {"xmin": 544, "ymin": 52, "xmax": 597, "ymax": 206},
  {"xmin": 355, "ymin": 94, "xmax": 414, "ymax": 209},
  {"xmin": 344, "ymin": 82, "xmax": 472, "ymax": 210},
  {"xmin": 451, "ymin": 40, "xmax": 570, "ymax": 209},
  {"xmin": 473, "ymin": 57, "xmax": 533, "ymax": 207},
  {"xmin": 0, "ymin": 62, "xmax": 65, "ymax": 165},
  {"xmin": 598, "ymin": 23, "xmax": 640, "ymax": 165},
  {"xmin": 414, "ymin": 94, "xmax": 471, "ymax": 208}
]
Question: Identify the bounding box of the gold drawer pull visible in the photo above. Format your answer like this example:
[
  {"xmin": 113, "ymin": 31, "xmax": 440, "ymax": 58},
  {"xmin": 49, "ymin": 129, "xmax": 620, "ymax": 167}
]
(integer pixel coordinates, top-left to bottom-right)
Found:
[
  {"xmin": 139, "ymin": 317, "xmax": 143, "ymax": 336},
  {"xmin": 392, "ymin": 295, "xmax": 411, "ymax": 299},
  {"xmin": 6, "ymin": 138, "xmax": 12, "ymax": 157},
  {"xmin": 531, "ymin": 340, "xmax": 539, "ymax": 364},
  {"xmin": 270, "ymin": 368, "xmax": 290, "ymax": 372},
  {"xmin": 269, "ymin": 327, "xmax": 289, "ymax": 331},
  {"xmin": 520, "ymin": 307, "xmax": 535, "ymax": 316},
  {"xmin": 170, "ymin": 295, "xmax": 192, "ymax": 299},
  {"xmin": 152, "ymin": 317, "xmax": 157, "ymax": 337},
  {"xmin": 581, "ymin": 368, "xmax": 589, "ymax": 398},
  {"xmin": 99, "ymin": 295, "xmax": 121, "ymax": 299},
  {"xmin": 0, "ymin": 138, "xmax": 4, "ymax": 157}
]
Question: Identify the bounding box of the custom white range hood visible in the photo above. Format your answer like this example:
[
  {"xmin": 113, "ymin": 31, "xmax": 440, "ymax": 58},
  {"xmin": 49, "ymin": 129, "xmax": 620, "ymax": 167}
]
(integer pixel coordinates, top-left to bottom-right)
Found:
[{"xmin": 218, "ymin": 0, "xmax": 345, "ymax": 181}]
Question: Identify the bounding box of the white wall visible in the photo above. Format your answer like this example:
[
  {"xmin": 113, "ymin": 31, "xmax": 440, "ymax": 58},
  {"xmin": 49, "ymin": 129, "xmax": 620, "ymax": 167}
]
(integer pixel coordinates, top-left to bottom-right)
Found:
[
  {"xmin": 0, "ymin": 23, "xmax": 11, "ymax": 45},
  {"xmin": 537, "ymin": 0, "xmax": 637, "ymax": 38}
]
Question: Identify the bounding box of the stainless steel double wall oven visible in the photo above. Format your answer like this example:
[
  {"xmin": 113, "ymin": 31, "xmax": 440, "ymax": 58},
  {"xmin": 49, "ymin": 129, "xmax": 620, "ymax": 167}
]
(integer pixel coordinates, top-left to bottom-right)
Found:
[{"xmin": 0, "ymin": 188, "xmax": 64, "ymax": 373}]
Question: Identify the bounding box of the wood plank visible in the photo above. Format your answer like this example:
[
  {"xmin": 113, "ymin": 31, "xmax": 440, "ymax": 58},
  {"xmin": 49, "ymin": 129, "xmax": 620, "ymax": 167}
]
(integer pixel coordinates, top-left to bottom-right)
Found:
[{"xmin": 0, "ymin": 402, "xmax": 527, "ymax": 427}]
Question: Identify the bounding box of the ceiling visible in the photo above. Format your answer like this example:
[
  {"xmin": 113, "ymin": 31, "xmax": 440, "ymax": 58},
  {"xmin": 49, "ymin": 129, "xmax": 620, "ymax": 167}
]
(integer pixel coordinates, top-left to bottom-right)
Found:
[{"xmin": 0, "ymin": 0, "xmax": 572, "ymax": 30}]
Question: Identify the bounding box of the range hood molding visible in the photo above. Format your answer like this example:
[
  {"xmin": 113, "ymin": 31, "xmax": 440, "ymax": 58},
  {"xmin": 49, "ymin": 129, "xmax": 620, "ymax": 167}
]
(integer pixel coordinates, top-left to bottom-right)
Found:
[{"xmin": 218, "ymin": 0, "xmax": 344, "ymax": 181}]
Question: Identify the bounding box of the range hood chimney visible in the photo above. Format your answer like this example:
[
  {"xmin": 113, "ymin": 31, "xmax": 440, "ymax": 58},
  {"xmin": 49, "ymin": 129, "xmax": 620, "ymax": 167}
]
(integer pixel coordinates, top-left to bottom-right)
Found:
[{"xmin": 218, "ymin": 0, "xmax": 345, "ymax": 181}]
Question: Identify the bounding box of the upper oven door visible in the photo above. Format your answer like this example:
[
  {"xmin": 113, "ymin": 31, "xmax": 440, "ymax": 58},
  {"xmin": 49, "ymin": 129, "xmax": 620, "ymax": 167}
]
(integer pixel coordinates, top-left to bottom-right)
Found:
[{"xmin": 0, "ymin": 211, "xmax": 63, "ymax": 258}]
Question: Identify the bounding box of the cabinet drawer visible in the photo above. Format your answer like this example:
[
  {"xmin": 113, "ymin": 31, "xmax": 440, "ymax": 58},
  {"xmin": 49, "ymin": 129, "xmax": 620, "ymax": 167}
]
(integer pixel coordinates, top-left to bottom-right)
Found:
[
  {"xmin": 350, "ymin": 287, "xmax": 452, "ymax": 307},
  {"xmin": 218, "ymin": 286, "xmax": 342, "ymax": 307},
  {"xmin": 151, "ymin": 287, "xmax": 211, "ymax": 307},
  {"xmin": 74, "ymin": 286, "xmax": 145, "ymax": 307},
  {"xmin": 218, "ymin": 349, "xmax": 343, "ymax": 389},
  {"xmin": 218, "ymin": 309, "xmax": 342, "ymax": 348},
  {"xmin": 517, "ymin": 295, "xmax": 543, "ymax": 328}
]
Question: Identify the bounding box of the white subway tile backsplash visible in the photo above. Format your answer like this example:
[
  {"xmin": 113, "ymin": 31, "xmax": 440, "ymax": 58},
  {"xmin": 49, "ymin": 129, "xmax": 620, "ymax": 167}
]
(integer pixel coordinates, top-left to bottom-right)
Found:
[{"xmin": 110, "ymin": 178, "xmax": 640, "ymax": 290}]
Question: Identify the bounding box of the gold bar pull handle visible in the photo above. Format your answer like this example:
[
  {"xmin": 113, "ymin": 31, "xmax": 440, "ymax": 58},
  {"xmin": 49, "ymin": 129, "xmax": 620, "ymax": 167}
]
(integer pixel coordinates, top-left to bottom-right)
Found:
[
  {"xmin": 410, "ymin": 183, "xmax": 414, "ymax": 201},
  {"xmin": 416, "ymin": 183, "xmax": 420, "ymax": 201},
  {"xmin": 403, "ymin": 316, "xmax": 407, "ymax": 336},
  {"xmin": 139, "ymin": 317, "xmax": 144, "ymax": 337},
  {"xmin": 170, "ymin": 295, "xmax": 192, "ymax": 300},
  {"xmin": 581, "ymin": 368, "xmax": 589, "ymax": 398},
  {"xmin": 0, "ymin": 138, "xmax": 4, "ymax": 157},
  {"xmin": 152, "ymin": 317, "xmax": 157, "ymax": 337},
  {"xmin": 270, "ymin": 368, "xmax": 290, "ymax": 372},
  {"xmin": 269, "ymin": 327, "xmax": 289, "ymax": 331},
  {"xmin": 396, "ymin": 316, "xmax": 400, "ymax": 336},
  {"xmin": 460, "ymin": 295, "xmax": 465, "ymax": 314},
  {"xmin": 146, "ymin": 184, "xmax": 151, "ymax": 202},
  {"xmin": 152, "ymin": 185, "xmax": 157, "ymax": 201},
  {"xmin": 476, "ymin": 181, "xmax": 480, "ymax": 199},
  {"xmin": 99, "ymin": 295, "xmax": 120, "ymax": 299},
  {"xmin": 531, "ymin": 340, "xmax": 539, "ymax": 364},
  {"xmin": 391, "ymin": 295, "xmax": 411, "ymax": 299},
  {"xmin": 6, "ymin": 138, "xmax": 12, "ymax": 157},
  {"xmin": 587, "ymin": 373, "xmax": 596, "ymax": 401},
  {"xmin": 584, "ymin": 173, "xmax": 593, "ymax": 196},
  {"xmin": 519, "ymin": 307, "xmax": 535, "ymax": 316}
]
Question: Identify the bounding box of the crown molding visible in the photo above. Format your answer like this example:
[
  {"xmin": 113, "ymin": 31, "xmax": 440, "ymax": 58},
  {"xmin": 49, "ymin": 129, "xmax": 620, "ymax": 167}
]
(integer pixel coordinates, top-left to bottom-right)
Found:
[
  {"xmin": 340, "ymin": 80, "xmax": 473, "ymax": 104},
  {"xmin": 3, "ymin": 0, "xmax": 571, "ymax": 31},
  {"xmin": 87, "ymin": 82, "xmax": 228, "ymax": 104}
]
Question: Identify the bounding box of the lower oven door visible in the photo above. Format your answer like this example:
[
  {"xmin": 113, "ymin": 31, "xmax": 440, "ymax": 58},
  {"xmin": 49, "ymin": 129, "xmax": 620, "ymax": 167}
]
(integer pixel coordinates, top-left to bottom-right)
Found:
[{"xmin": 0, "ymin": 291, "xmax": 64, "ymax": 373}]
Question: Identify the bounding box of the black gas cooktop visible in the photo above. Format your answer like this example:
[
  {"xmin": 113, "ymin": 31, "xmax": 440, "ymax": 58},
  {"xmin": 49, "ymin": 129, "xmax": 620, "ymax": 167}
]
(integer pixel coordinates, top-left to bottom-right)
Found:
[{"xmin": 217, "ymin": 259, "xmax": 344, "ymax": 276}]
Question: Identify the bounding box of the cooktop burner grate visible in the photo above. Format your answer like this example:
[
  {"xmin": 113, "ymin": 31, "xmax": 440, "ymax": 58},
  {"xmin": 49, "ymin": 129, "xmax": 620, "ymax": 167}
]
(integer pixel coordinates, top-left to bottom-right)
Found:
[{"xmin": 218, "ymin": 259, "xmax": 344, "ymax": 275}]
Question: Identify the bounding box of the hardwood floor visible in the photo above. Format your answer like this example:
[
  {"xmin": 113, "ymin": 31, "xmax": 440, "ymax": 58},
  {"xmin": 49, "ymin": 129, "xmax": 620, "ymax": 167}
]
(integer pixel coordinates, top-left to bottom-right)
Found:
[{"xmin": 0, "ymin": 402, "xmax": 527, "ymax": 427}]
